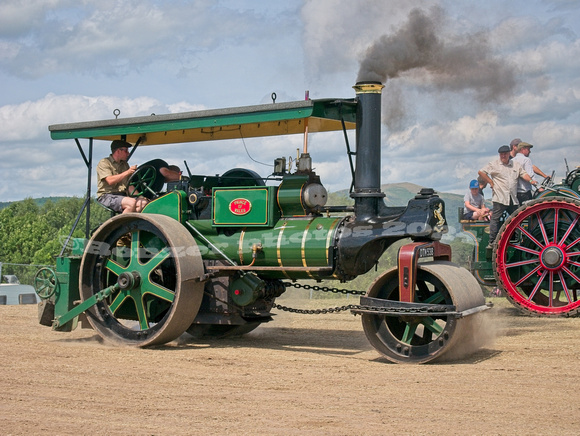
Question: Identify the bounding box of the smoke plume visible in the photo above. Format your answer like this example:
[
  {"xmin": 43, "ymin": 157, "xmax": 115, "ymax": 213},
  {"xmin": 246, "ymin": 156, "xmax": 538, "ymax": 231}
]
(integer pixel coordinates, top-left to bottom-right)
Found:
[{"xmin": 357, "ymin": 7, "xmax": 516, "ymax": 110}]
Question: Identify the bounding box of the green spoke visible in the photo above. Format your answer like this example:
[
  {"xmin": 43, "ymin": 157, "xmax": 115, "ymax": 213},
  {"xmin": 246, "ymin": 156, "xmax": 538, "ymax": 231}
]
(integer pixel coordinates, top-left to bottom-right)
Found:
[
  {"xmin": 423, "ymin": 290, "xmax": 445, "ymax": 304},
  {"xmin": 401, "ymin": 322, "xmax": 418, "ymax": 344},
  {"xmin": 133, "ymin": 295, "xmax": 150, "ymax": 330},
  {"xmin": 141, "ymin": 281, "xmax": 175, "ymax": 302},
  {"xmin": 108, "ymin": 290, "xmax": 131, "ymax": 314},
  {"xmin": 104, "ymin": 258, "xmax": 127, "ymax": 276},
  {"xmin": 143, "ymin": 246, "xmax": 172, "ymax": 270},
  {"xmin": 421, "ymin": 317, "xmax": 444, "ymax": 335}
]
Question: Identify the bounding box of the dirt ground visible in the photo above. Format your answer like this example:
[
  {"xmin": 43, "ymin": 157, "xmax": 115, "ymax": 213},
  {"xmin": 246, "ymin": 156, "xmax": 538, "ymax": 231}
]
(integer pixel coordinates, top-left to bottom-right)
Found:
[{"xmin": 1, "ymin": 298, "xmax": 580, "ymax": 436}]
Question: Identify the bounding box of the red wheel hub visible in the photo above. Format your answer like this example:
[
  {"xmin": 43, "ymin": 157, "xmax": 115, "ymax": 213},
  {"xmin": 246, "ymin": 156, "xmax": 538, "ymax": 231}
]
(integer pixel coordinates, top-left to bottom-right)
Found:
[{"xmin": 539, "ymin": 244, "xmax": 566, "ymax": 271}]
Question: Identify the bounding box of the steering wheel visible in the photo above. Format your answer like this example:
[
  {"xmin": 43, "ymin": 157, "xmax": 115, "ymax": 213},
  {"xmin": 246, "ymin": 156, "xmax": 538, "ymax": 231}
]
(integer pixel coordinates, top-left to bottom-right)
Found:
[
  {"xmin": 34, "ymin": 267, "xmax": 57, "ymax": 299},
  {"xmin": 127, "ymin": 165, "xmax": 158, "ymax": 198},
  {"xmin": 565, "ymin": 168, "xmax": 580, "ymax": 187},
  {"xmin": 540, "ymin": 170, "xmax": 555, "ymax": 189}
]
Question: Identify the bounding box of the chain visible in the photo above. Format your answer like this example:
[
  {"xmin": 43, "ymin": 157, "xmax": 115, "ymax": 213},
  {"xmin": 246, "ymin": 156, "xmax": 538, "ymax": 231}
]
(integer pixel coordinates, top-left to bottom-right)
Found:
[
  {"xmin": 282, "ymin": 281, "xmax": 366, "ymax": 295},
  {"xmin": 272, "ymin": 301, "xmax": 453, "ymax": 316},
  {"xmin": 274, "ymin": 281, "xmax": 365, "ymax": 314},
  {"xmin": 272, "ymin": 303, "xmax": 359, "ymax": 314},
  {"xmin": 276, "ymin": 282, "xmax": 452, "ymax": 315}
]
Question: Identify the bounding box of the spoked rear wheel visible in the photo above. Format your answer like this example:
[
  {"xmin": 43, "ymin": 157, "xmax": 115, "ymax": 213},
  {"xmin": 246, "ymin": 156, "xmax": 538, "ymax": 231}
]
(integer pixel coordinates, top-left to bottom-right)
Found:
[
  {"xmin": 80, "ymin": 213, "xmax": 205, "ymax": 346},
  {"xmin": 361, "ymin": 261, "xmax": 485, "ymax": 364},
  {"xmin": 494, "ymin": 197, "xmax": 580, "ymax": 316}
]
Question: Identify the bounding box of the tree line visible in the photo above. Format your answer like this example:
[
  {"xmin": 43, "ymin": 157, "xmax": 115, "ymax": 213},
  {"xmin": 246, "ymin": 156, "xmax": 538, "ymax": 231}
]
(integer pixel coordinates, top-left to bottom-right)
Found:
[{"xmin": 0, "ymin": 197, "xmax": 111, "ymax": 283}]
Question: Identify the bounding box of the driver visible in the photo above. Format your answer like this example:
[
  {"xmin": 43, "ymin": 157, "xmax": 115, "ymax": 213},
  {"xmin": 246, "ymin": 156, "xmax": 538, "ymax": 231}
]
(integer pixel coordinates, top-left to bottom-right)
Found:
[{"xmin": 96, "ymin": 140, "xmax": 148, "ymax": 213}]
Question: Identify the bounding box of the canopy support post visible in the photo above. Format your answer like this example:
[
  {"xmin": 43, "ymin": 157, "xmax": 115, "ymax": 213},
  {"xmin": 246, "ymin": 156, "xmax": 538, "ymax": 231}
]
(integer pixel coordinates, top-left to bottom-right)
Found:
[{"xmin": 59, "ymin": 138, "xmax": 93, "ymax": 256}]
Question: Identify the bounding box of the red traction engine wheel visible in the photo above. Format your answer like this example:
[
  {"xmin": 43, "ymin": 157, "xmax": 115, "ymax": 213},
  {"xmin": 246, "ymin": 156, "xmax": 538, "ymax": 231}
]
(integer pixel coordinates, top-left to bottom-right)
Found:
[{"xmin": 493, "ymin": 197, "xmax": 580, "ymax": 316}]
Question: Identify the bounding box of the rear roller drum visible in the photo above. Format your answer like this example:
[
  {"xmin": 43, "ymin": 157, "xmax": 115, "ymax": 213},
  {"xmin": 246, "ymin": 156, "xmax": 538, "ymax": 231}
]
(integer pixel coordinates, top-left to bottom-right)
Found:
[
  {"xmin": 493, "ymin": 197, "xmax": 580, "ymax": 316},
  {"xmin": 80, "ymin": 213, "xmax": 206, "ymax": 346},
  {"xmin": 362, "ymin": 261, "xmax": 486, "ymax": 364}
]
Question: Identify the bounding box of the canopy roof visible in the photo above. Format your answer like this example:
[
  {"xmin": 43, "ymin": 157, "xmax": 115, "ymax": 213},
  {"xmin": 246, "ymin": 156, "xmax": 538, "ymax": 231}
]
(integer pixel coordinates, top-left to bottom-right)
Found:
[{"xmin": 49, "ymin": 98, "xmax": 357, "ymax": 146}]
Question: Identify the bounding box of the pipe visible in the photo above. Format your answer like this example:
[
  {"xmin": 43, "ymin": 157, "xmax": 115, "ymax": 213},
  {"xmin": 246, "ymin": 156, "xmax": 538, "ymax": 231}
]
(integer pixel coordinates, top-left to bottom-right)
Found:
[{"xmin": 351, "ymin": 82, "xmax": 385, "ymax": 220}]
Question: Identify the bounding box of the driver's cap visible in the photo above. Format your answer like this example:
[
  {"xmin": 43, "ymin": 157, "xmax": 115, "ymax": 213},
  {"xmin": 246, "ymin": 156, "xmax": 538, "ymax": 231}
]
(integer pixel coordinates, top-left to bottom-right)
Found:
[{"xmin": 111, "ymin": 140, "xmax": 131, "ymax": 152}]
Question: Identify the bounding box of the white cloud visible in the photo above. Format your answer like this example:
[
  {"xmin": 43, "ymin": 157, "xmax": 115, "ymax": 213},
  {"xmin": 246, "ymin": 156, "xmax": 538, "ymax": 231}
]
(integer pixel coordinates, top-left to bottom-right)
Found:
[
  {"xmin": 1, "ymin": 0, "xmax": 580, "ymax": 203},
  {"xmin": 0, "ymin": 93, "xmax": 169, "ymax": 142},
  {"xmin": 0, "ymin": 0, "xmax": 294, "ymax": 78}
]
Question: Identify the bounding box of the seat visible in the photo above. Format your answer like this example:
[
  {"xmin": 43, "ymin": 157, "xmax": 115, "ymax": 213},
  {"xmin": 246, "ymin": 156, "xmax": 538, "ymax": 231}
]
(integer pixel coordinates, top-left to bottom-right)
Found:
[{"xmin": 96, "ymin": 200, "xmax": 117, "ymax": 217}]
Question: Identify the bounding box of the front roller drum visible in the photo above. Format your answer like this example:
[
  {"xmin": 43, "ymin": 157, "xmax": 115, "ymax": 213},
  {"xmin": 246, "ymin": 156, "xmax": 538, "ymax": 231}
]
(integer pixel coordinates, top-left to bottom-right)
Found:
[
  {"xmin": 361, "ymin": 261, "xmax": 486, "ymax": 363},
  {"xmin": 79, "ymin": 213, "xmax": 206, "ymax": 347}
]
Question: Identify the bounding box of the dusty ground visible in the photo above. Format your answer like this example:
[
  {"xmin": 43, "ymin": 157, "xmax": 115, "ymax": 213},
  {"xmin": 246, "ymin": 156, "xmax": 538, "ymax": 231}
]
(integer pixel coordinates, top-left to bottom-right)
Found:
[{"xmin": 1, "ymin": 298, "xmax": 580, "ymax": 436}]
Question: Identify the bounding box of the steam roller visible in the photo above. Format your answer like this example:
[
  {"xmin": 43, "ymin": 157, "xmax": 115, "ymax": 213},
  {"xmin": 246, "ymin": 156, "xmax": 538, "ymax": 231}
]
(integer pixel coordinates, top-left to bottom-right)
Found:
[{"xmin": 37, "ymin": 80, "xmax": 490, "ymax": 363}]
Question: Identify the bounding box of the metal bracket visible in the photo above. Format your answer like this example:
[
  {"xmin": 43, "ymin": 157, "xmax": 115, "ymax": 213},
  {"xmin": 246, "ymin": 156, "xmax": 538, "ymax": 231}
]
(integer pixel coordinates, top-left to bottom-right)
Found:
[
  {"xmin": 397, "ymin": 241, "xmax": 452, "ymax": 303},
  {"xmin": 52, "ymin": 283, "xmax": 119, "ymax": 329}
]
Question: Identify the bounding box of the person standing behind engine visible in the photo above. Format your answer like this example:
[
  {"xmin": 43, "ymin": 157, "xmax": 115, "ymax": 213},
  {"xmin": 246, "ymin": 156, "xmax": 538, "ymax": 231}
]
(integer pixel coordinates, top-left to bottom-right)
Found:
[
  {"xmin": 512, "ymin": 141, "xmax": 550, "ymax": 204},
  {"xmin": 508, "ymin": 137, "xmax": 521, "ymax": 160},
  {"xmin": 478, "ymin": 145, "xmax": 537, "ymax": 248}
]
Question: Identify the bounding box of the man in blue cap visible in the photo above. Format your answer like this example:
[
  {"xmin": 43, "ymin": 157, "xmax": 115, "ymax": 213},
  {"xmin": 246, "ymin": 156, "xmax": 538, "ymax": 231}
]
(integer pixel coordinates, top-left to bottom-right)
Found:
[
  {"xmin": 463, "ymin": 179, "xmax": 490, "ymax": 220},
  {"xmin": 478, "ymin": 145, "xmax": 537, "ymax": 248}
]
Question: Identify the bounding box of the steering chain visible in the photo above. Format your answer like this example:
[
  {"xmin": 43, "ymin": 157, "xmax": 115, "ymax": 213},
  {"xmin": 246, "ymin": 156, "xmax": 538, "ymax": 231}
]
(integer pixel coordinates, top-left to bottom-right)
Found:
[
  {"xmin": 274, "ymin": 282, "xmax": 365, "ymax": 315},
  {"xmin": 273, "ymin": 281, "xmax": 457, "ymax": 316}
]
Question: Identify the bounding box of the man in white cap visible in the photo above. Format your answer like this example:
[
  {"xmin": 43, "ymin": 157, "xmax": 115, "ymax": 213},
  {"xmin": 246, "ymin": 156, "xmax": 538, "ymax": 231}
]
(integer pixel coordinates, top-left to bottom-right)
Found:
[
  {"xmin": 513, "ymin": 141, "xmax": 550, "ymax": 204},
  {"xmin": 478, "ymin": 145, "xmax": 537, "ymax": 248}
]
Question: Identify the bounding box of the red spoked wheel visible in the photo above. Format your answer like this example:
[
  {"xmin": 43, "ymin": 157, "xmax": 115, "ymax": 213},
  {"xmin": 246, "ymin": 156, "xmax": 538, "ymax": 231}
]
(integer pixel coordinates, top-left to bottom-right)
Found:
[{"xmin": 493, "ymin": 197, "xmax": 580, "ymax": 316}]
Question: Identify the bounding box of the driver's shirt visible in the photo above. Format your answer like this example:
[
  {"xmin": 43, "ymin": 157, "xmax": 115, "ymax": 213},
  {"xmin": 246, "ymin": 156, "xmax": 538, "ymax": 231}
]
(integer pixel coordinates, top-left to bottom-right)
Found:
[{"xmin": 96, "ymin": 155, "xmax": 130, "ymax": 197}]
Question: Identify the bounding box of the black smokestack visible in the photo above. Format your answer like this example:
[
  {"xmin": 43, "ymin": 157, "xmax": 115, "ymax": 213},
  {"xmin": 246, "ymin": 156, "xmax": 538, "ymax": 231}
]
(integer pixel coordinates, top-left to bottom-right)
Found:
[
  {"xmin": 351, "ymin": 82, "xmax": 385, "ymax": 221},
  {"xmin": 357, "ymin": 7, "xmax": 516, "ymax": 129}
]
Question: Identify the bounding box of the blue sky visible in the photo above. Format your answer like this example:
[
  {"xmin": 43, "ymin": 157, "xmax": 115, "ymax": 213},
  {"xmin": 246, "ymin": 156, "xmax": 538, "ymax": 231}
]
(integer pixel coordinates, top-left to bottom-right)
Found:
[{"xmin": 1, "ymin": 0, "xmax": 579, "ymax": 202}]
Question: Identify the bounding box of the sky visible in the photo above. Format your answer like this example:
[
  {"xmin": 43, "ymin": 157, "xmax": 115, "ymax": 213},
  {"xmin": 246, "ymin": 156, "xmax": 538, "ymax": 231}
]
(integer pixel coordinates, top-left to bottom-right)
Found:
[{"xmin": 1, "ymin": 0, "xmax": 579, "ymax": 202}]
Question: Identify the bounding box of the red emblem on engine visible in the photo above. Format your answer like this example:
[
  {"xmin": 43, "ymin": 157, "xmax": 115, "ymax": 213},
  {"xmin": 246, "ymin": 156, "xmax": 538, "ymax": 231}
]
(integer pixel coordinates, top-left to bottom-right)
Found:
[{"xmin": 229, "ymin": 198, "xmax": 252, "ymax": 215}]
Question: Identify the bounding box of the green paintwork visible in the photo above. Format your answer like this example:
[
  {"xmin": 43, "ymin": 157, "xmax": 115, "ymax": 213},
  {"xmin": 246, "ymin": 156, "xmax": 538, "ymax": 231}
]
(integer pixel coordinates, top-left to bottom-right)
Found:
[
  {"xmin": 52, "ymin": 256, "xmax": 81, "ymax": 332},
  {"xmin": 142, "ymin": 190, "xmax": 189, "ymax": 222},
  {"xmin": 103, "ymin": 231, "xmax": 176, "ymax": 329},
  {"xmin": 460, "ymin": 220, "xmax": 495, "ymax": 286},
  {"xmin": 53, "ymin": 284, "xmax": 118, "ymax": 329},
  {"xmin": 212, "ymin": 186, "xmax": 279, "ymax": 227},
  {"xmin": 229, "ymin": 272, "xmax": 265, "ymax": 306},
  {"xmin": 277, "ymin": 175, "xmax": 308, "ymax": 217},
  {"xmin": 535, "ymin": 184, "xmax": 580, "ymax": 200},
  {"xmin": 187, "ymin": 216, "xmax": 342, "ymax": 279}
]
